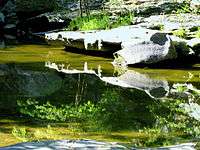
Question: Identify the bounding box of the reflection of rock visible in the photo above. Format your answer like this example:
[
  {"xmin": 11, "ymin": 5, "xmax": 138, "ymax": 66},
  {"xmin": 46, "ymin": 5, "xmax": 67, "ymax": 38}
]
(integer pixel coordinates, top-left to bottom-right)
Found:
[
  {"xmin": 0, "ymin": 64, "xmax": 62, "ymax": 97},
  {"xmin": 0, "ymin": 38, "xmax": 5, "ymax": 48},
  {"xmin": 0, "ymin": 12, "xmax": 5, "ymax": 23},
  {"xmin": 101, "ymin": 70, "xmax": 169, "ymax": 98},
  {"xmin": 46, "ymin": 62, "xmax": 169, "ymax": 98}
]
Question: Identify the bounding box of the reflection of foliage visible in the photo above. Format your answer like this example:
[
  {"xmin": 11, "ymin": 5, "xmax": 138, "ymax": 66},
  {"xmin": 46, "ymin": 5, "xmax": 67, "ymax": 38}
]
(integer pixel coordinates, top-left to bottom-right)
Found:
[
  {"xmin": 132, "ymin": 84, "xmax": 200, "ymax": 147},
  {"xmin": 12, "ymin": 125, "xmax": 56, "ymax": 142},
  {"xmin": 12, "ymin": 127, "xmax": 29, "ymax": 142},
  {"xmin": 17, "ymin": 99, "xmax": 99, "ymax": 122},
  {"xmin": 17, "ymin": 89, "xmax": 148, "ymax": 131},
  {"xmin": 15, "ymin": 84, "xmax": 200, "ymax": 147}
]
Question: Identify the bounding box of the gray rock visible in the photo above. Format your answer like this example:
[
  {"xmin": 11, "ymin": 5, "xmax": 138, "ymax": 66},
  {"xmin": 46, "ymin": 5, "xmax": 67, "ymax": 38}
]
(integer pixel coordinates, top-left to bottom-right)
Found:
[
  {"xmin": 0, "ymin": 140, "xmax": 196, "ymax": 150},
  {"xmin": 114, "ymin": 33, "xmax": 177, "ymax": 65},
  {"xmin": 138, "ymin": 14, "xmax": 200, "ymax": 31},
  {"xmin": 132, "ymin": 142, "xmax": 196, "ymax": 150},
  {"xmin": 187, "ymin": 38, "xmax": 200, "ymax": 57},
  {"xmin": 0, "ymin": 140, "xmax": 127, "ymax": 150},
  {"xmin": 45, "ymin": 26, "xmax": 159, "ymax": 53}
]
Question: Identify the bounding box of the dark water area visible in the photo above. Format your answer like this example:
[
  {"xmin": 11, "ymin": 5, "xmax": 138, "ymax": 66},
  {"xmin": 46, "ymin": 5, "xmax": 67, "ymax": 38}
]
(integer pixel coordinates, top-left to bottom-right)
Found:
[{"xmin": 0, "ymin": 43, "xmax": 200, "ymax": 147}]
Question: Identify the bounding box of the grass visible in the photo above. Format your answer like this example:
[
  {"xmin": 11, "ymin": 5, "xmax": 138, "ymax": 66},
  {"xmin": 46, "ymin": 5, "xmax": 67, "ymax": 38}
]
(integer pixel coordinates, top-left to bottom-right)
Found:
[{"xmin": 68, "ymin": 13, "xmax": 134, "ymax": 31}]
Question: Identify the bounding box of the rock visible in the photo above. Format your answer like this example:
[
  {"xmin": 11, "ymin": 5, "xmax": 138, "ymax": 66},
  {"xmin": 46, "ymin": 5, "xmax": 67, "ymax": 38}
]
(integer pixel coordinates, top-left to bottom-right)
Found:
[
  {"xmin": 18, "ymin": 11, "xmax": 73, "ymax": 33},
  {"xmin": 0, "ymin": 140, "xmax": 127, "ymax": 150},
  {"xmin": 45, "ymin": 27, "xmax": 124, "ymax": 52},
  {"xmin": 1, "ymin": 0, "xmax": 16, "ymax": 24},
  {"xmin": 114, "ymin": 32, "xmax": 177, "ymax": 65},
  {"xmin": 105, "ymin": 1, "xmax": 188, "ymax": 17},
  {"xmin": 132, "ymin": 142, "xmax": 196, "ymax": 150},
  {"xmin": 187, "ymin": 38, "xmax": 200, "ymax": 57},
  {"xmin": 191, "ymin": 0, "xmax": 200, "ymax": 10},
  {"xmin": 137, "ymin": 14, "xmax": 200, "ymax": 31},
  {"xmin": 45, "ymin": 26, "xmax": 159, "ymax": 52},
  {"xmin": 45, "ymin": 25, "xmax": 200, "ymax": 66}
]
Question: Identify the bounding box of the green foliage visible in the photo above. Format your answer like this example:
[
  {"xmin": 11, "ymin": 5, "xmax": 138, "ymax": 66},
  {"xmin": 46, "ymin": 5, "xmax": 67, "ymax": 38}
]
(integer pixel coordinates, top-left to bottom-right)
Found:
[
  {"xmin": 172, "ymin": 28, "xmax": 188, "ymax": 38},
  {"xmin": 69, "ymin": 14, "xmax": 110, "ymax": 31},
  {"xmin": 111, "ymin": 13, "xmax": 134, "ymax": 29},
  {"xmin": 176, "ymin": 1, "xmax": 191, "ymax": 14},
  {"xmin": 68, "ymin": 13, "xmax": 134, "ymax": 31}
]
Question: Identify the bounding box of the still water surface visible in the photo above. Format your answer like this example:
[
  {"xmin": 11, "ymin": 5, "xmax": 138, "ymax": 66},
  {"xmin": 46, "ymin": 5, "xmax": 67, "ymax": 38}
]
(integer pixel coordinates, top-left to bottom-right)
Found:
[{"xmin": 0, "ymin": 44, "xmax": 200, "ymax": 148}]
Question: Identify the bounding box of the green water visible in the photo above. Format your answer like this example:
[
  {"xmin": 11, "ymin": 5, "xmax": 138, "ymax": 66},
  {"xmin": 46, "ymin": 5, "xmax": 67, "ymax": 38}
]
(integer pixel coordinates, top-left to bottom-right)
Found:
[{"xmin": 0, "ymin": 44, "xmax": 200, "ymax": 148}]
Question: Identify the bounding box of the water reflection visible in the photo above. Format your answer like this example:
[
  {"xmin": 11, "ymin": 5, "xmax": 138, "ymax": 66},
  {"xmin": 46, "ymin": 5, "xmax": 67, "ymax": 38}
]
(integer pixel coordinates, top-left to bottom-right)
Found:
[{"xmin": 0, "ymin": 60, "xmax": 200, "ymax": 147}]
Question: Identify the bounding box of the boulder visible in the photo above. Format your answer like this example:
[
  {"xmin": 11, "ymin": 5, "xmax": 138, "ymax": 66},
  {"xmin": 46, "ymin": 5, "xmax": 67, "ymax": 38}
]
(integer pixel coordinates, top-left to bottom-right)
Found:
[
  {"xmin": 114, "ymin": 32, "xmax": 177, "ymax": 65},
  {"xmin": 45, "ymin": 25, "xmax": 200, "ymax": 66}
]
